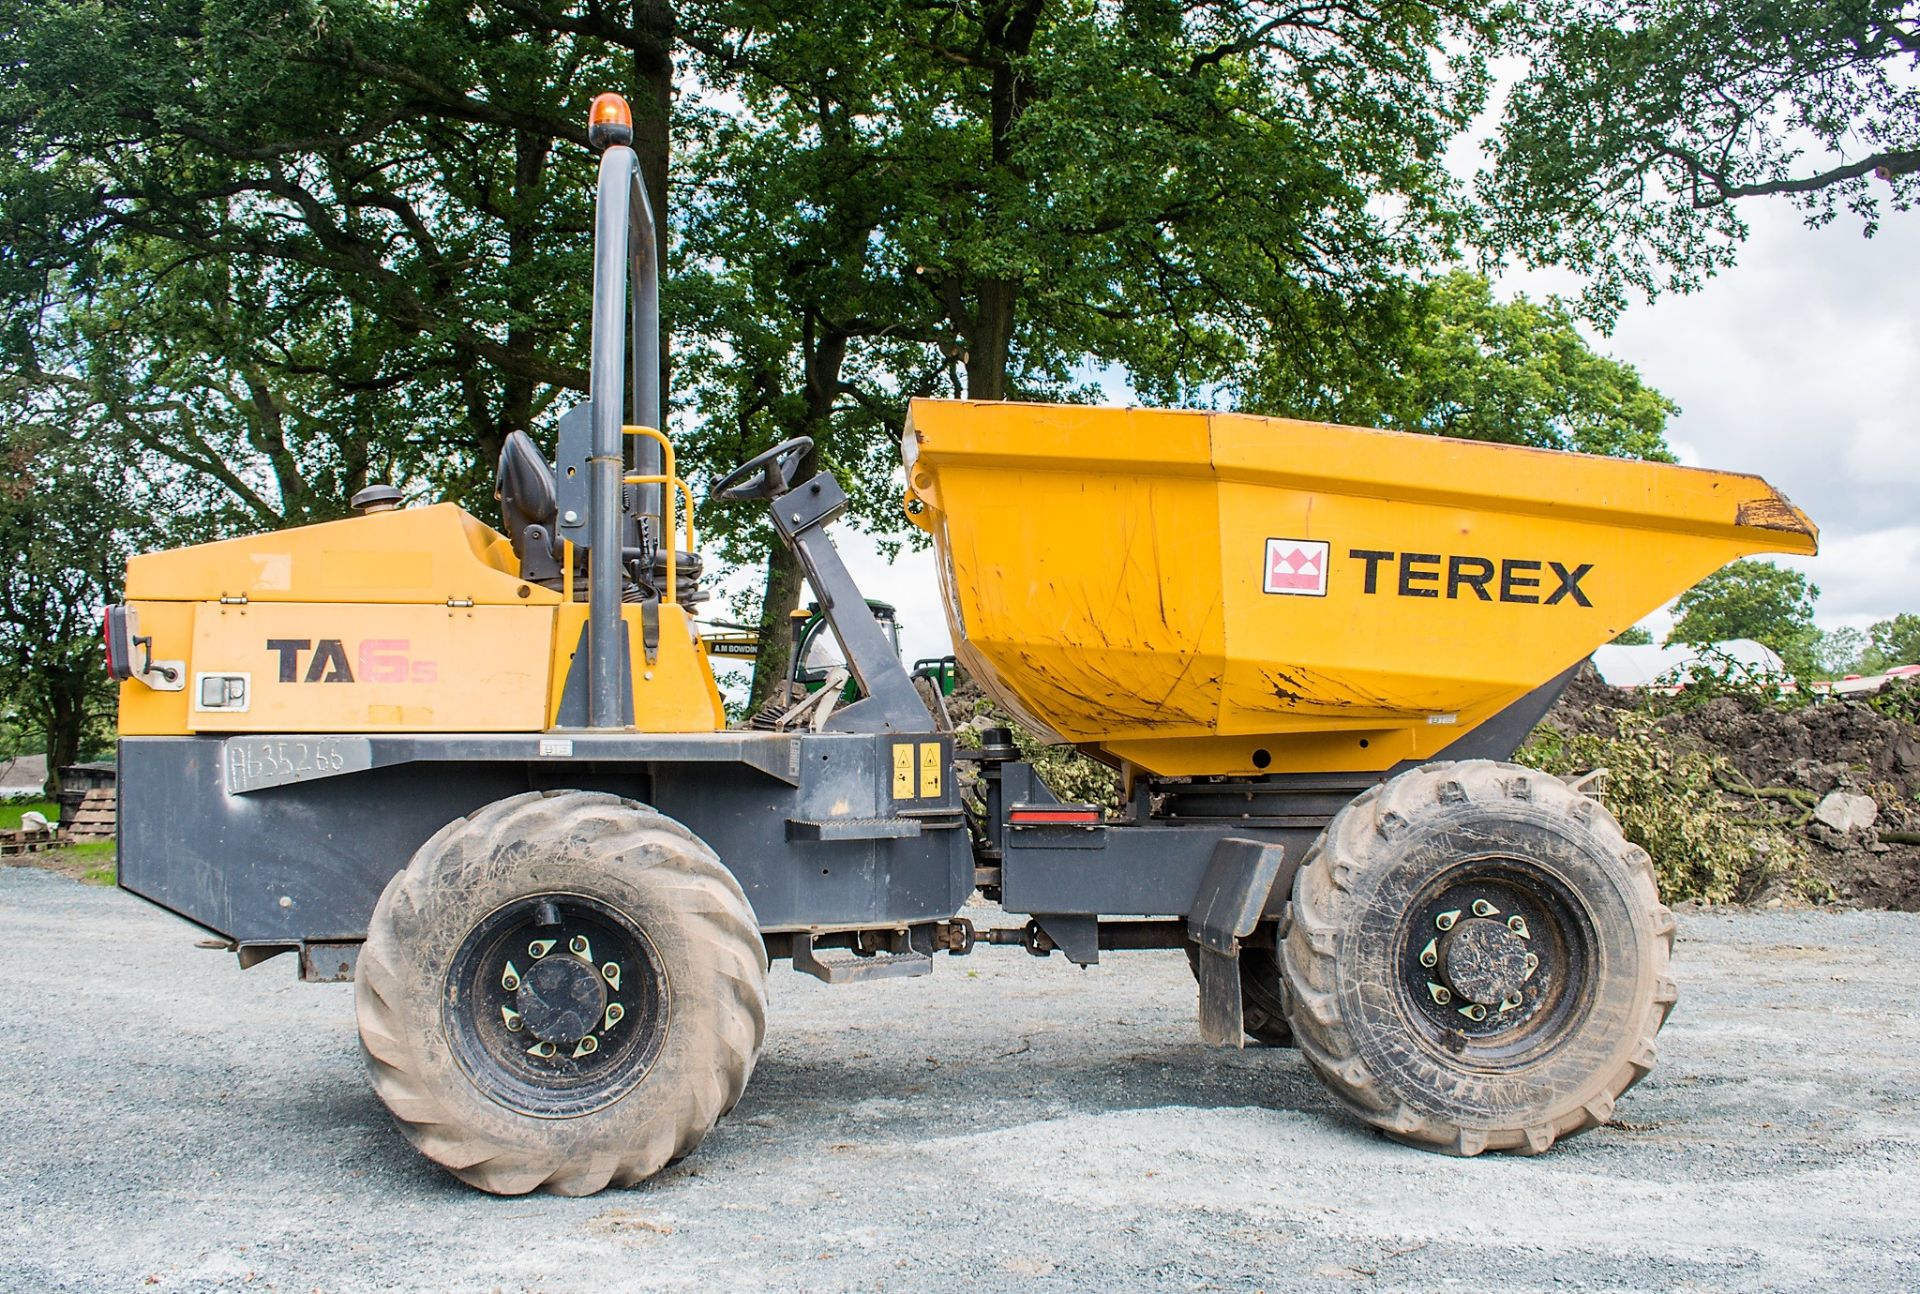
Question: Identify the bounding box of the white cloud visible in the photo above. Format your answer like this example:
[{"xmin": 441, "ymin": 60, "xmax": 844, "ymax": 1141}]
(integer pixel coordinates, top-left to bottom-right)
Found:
[{"xmin": 1579, "ymin": 202, "xmax": 1920, "ymax": 628}]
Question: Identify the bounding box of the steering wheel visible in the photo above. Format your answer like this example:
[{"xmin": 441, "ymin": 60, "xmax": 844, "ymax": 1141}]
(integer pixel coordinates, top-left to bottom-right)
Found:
[{"xmin": 714, "ymin": 436, "xmax": 814, "ymax": 502}]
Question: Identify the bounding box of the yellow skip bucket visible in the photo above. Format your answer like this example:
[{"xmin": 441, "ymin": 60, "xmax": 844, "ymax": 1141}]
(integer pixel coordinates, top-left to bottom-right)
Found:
[{"xmin": 903, "ymin": 399, "xmax": 1816, "ymax": 778}]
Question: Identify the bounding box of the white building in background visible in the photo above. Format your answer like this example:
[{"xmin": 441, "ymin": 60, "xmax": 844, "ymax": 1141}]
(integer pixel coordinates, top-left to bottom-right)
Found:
[{"xmin": 1590, "ymin": 639, "xmax": 1786, "ymax": 690}]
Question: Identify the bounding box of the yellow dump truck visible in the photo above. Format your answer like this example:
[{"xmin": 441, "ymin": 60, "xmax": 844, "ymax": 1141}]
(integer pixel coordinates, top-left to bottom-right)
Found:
[{"xmin": 107, "ymin": 94, "xmax": 1817, "ymax": 1195}]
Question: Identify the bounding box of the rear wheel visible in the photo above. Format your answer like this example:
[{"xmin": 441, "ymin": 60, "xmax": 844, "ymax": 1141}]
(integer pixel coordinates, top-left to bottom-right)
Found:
[
  {"xmin": 1280, "ymin": 760, "xmax": 1675, "ymax": 1155},
  {"xmin": 356, "ymin": 790, "xmax": 767, "ymax": 1195}
]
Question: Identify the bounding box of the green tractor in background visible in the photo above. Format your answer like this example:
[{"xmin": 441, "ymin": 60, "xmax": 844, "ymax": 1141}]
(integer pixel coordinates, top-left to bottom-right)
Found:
[{"xmin": 707, "ymin": 601, "xmax": 958, "ymax": 729}]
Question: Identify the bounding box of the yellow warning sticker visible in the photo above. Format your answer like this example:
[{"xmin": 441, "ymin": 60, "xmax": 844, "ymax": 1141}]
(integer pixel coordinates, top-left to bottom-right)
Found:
[
  {"xmin": 891, "ymin": 743, "xmax": 914, "ymax": 799},
  {"xmin": 919, "ymin": 741, "xmax": 943, "ymax": 799}
]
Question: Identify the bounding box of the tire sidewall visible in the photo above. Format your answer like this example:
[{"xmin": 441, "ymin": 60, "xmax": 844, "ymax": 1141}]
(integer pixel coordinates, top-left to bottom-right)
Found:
[
  {"xmin": 360, "ymin": 793, "xmax": 759, "ymax": 1161},
  {"xmin": 1334, "ymin": 799, "xmax": 1659, "ymax": 1131}
]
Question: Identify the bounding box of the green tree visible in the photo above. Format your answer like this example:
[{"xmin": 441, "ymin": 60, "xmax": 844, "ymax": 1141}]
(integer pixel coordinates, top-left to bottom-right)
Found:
[
  {"xmin": 0, "ymin": 0, "xmax": 674, "ymax": 516},
  {"xmin": 1483, "ymin": 0, "xmax": 1920, "ymax": 321},
  {"xmin": 1816, "ymin": 625, "xmax": 1869, "ymax": 677},
  {"xmin": 0, "ymin": 427, "xmax": 145, "ymax": 788},
  {"xmin": 1333, "ymin": 272, "xmax": 1676, "ymax": 459},
  {"xmin": 1667, "ymin": 559, "xmax": 1820, "ymax": 676},
  {"xmin": 1865, "ymin": 613, "xmax": 1920, "ymax": 670},
  {"xmin": 680, "ymin": 0, "xmax": 1506, "ymax": 702},
  {"xmin": 1, "ymin": 0, "xmax": 1687, "ymax": 712},
  {"xmin": 1613, "ymin": 626, "xmax": 1654, "ymax": 645}
]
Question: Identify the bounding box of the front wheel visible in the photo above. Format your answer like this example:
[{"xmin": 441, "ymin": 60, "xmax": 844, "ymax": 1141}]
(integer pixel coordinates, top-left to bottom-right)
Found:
[
  {"xmin": 1280, "ymin": 760, "xmax": 1675, "ymax": 1156},
  {"xmin": 356, "ymin": 791, "xmax": 768, "ymax": 1195}
]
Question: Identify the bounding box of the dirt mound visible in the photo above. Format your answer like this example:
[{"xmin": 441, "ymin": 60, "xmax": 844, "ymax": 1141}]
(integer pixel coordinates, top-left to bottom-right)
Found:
[{"xmin": 1537, "ymin": 670, "xmax": 1920, "ymax": 910}]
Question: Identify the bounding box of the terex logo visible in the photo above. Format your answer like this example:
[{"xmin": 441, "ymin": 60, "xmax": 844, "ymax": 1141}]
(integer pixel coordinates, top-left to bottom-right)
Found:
[
  {"xmin": 1348, "ymin": 549, "xmax": 1594, "ymax": 606},
  {"xmin": 266, "ymin": 638, "xmax": 439, "ymax": 684}
]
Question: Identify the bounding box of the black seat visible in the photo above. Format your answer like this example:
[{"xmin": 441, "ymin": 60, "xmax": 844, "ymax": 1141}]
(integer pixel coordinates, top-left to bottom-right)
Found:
[
  {"xmin": 494, "ymin": 428, "xmax": 704, "ymax": 605},
  {"xmin": 495, "ymin": 430, "xmax": 559, "ymax": 562}
]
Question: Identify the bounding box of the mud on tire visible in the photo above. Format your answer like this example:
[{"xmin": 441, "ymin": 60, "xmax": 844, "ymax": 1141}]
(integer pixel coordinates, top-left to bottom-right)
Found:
[
  {"xmin": 355, "ymin": 790, "xmax": 768, "ymax": 1196},
  {"xmin": 1280, "ymin": 760, "xmax": 1676, "ymax": 1155}
]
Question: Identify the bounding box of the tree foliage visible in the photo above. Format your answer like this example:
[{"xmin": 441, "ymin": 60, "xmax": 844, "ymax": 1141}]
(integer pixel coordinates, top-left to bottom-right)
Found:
[
  {"xmin": 0, "ymin": 0, "xmax": 676, "ymax": 517},
  {"xmin": 1483, "ymin": 0, "xmax": 1920, "ymax": 321},
  {"xmin": 0, "ymin": 0, "xmax": 1693, "ymax": 723},
  {"xmin": 677, "ymin": 0, "xmax": 1505, "ymax": 701},
  {"xmin": 1667, "ymin": 559, "xmax": 1821, "ymax": 676},
  {"xmin": 1864, "ymin": 613, "xmax": 1920, "ymax": 671},
  {"xmin": 0, "ymin": 425, "xmax": 149, "ymax": 785},
  {"xmin": 1333, "ymin": 272, "xmax": 1676, "ymax": 458},
  {"xmin": 1817, "ymin": 625, "xmax": 1870, "ymax": 677}
]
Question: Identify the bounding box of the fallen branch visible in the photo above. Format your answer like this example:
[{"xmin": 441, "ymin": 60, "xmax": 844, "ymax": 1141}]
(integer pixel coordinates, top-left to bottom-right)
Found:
[{"xmin": 1713, "ymin": 766, "xmax": 1816, "ymax": 807}]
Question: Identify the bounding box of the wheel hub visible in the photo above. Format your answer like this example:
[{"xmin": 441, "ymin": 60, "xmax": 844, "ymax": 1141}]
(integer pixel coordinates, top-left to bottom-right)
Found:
[
  {"xmin": 1408, "ymin": 886, "xmax": 1551, "ymax": 1034},
  {"xmin": 516, "ymin": 953, "xmax": 608, "ymax": 1045},
  {"xmin": 446, "ymin": 894, "xmax": 668, "ymax": 1118},
  {"xmin": 1441, "ymin": 920, "xmax": 1532, "ymax": 1006}
]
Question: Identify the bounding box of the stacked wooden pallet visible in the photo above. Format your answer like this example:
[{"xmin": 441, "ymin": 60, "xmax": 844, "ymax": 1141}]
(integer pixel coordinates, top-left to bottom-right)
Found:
[
  {"xmin": 62, "ymin": 788, "xmax": 116, "ymax": 842},
  {"xmin": 0, "ymin": 825, "xmax": 57, "ymax": 857}
]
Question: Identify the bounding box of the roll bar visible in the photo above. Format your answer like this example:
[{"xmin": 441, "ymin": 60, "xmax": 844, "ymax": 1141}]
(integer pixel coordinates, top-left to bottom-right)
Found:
[{"xmin": 585, "ymin": 140, "xmax": 662, "ymax": 728}]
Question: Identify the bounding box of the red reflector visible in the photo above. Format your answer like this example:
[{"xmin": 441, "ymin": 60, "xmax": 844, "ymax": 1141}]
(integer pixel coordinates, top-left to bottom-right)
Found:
[
  {"xmin": 1007, "ymin": 807, "xmax": 1102, "ymax": 825},
  {"xmin": 102, "ymin": 607, "xmax": 118, "ymax": 677}
]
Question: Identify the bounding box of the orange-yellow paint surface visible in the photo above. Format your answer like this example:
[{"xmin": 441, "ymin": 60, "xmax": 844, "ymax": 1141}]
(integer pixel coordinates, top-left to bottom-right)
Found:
[
  {"xmin": 179, "ymin": 602, "xmax": 554, "ymax": 733},
  {"xmin": 124, "ymin": 504, "xmax": 554, "ymax": 606},
  {"xmin": 903, "ymin": 399, "xmax": 1818, "ymax": 778},
  {"xmin": 119, "ymin": 504, "xmax": 724, "ymax": 736},
  {"xmin": 545, "ymin": 601, "xmax": 726, "ymax": 732}
]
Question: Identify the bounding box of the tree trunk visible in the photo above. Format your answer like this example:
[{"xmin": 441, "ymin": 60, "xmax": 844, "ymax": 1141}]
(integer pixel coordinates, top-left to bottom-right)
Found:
[
  {"xmin": 633, "ymin": 0, "xmax": 675, "ymax": 398},
  {"xmin": 966, "ymin": 278, "xmax": 1017, "ymax": 400},
  {"xmin": 748, "ymin": 537, "xmax": 808, "ymax": 713},
  {"xmin": 42, "ymin": 685, "xmax": 83, "ymax": 799},
  {"xmin": 959, "ymin": 1, "xmax": 1042, "ymax": 402}
]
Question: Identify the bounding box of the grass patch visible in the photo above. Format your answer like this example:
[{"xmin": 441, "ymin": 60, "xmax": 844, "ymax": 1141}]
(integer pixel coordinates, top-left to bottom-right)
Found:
[
  {"xmin": 59, "ymin": 841, "xmax": 117, "ymax": 885},
  {"xmin": 1, "ymin": 840, "xmax": 114, "ymax": 885},
  {"xmin": 0, "ymin": 798, "xmax": 57, "ymax": 830}
]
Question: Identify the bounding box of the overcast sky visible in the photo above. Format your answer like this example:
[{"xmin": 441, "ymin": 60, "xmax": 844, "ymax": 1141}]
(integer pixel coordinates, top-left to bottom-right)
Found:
[
  {"xmin": 1582, "ymin": 203, "xmax": 1920, "ymax": 634},
  {"xmin": 708, "ymin": 184, "xmax": 1919, "ymax": 690}
]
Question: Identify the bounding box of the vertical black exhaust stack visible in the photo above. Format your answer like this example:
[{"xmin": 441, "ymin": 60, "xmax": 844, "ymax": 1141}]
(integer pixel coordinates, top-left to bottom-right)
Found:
[{"xmin": 584, "ymin": 93, "xmax": 661, "ymax": 728}]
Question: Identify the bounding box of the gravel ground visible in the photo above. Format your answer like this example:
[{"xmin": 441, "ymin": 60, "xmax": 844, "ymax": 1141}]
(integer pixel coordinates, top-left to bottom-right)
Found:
[{"xmin": 2, "ymin": 866, "xmax": 1917, "ymax": 1294}]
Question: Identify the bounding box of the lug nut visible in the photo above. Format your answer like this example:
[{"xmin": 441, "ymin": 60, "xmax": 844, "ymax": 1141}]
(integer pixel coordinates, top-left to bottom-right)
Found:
[
  {"xmin": 528, "ymin": 939, "xmax": 555, "ymax": 959},
  {"xmin": 602, "ymin": 961, "xmax": 621, "ymax": 990},
  {"xmin": 1457, "ymin": 1003, "xmax": 1488, "ymax": 1022},
  {"xmin": 527, "ymin": 1040, "xmax": 557, "ymax": 1059},
  {"xmin": 573, "ymin": 1035, "xmax": 599, "ymax": 1058},
  {"xmin": 1524, "ymin": 952, "xmax": 1540, "ymax": 978},
  {"xmin": 1508, "ymin": 915, "xmax": 1530, "ymax": 939},
  {"xmin": 604, "ymin": 1003, "xmax": 624, "ymax": 1030},
  {"xmin": 501, "ymin": 1005, "xmax": 523, "ymax": 1032},
  {"xmin": 1426, "ymin": 982, "xmax": 1452, "ymax": 1006},
  {"xmin": 1499, "ymin": 993, "xmax": 1522, "ymax": 1013},
  {"xmin": 501, "ymin": 961, "xmax": 520, "ymax": 992},
  {"xmin": 1435, "ymin": 909, "xmax": 1460, "ymax": 932},
  {"xmin": 1418, "ymin": 938, "xmax": 1438, "ymax": 969},
  {"xmin": 569, "ymin": 934, "xmax": 592, "ymax": 960},
  {"xmin": 1471, "ymin": 898, "xmax": 1499, "ymax": 917}
]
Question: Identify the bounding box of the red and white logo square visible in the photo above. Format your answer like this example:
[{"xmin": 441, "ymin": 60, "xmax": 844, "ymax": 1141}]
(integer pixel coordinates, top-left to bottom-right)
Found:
[{"xmin": 1263, "ymin": 538, "xmax": 1329, "ymax": 597}]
